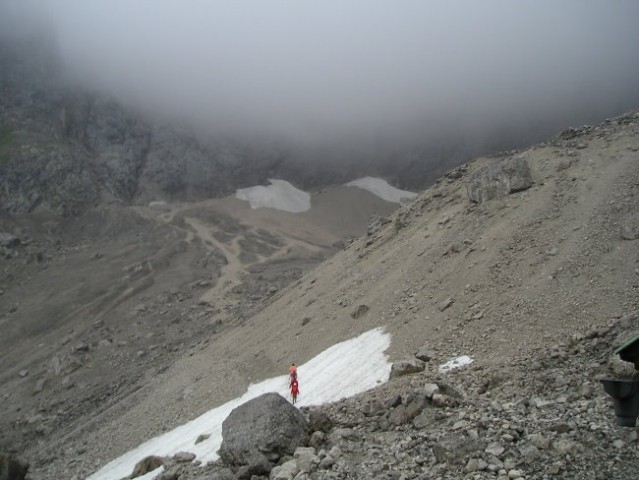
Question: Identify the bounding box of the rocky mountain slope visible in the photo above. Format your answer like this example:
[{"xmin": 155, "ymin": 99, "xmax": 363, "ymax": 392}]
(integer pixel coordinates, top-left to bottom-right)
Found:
[
  {"xmin": 4, "ymin": 34, "xmax": 604, "ymax": 219},
  {"xmin": 123, "ymin": 111, "xmax": 639, "ymax": 480},
  {"xmin": 1, "ymin": 36, "xmax": 421, "ymax": 217},
  {"xmin": 2, "ymin": 105, "xmax": 637, "ymax": 480}
]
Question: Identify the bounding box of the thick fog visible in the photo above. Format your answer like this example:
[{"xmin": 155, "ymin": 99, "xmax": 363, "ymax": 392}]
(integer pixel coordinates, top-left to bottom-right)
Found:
[{"xmin": 2, "ymin": 1, "xmax": 639, "ymax": 153}]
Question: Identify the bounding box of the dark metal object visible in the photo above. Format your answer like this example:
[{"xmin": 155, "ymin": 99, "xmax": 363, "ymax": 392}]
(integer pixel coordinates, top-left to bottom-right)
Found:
[
  {"xmin": 600, "ymin": 379, "xmax": 639, "ymax": 427},
  {"xmin": 614, "ymin": 333, "xmax": 639, "ymax": 370}
]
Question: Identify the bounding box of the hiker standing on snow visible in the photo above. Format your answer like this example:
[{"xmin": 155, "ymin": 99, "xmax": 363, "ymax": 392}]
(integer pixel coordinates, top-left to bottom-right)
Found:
[
  {"xmin": 290, "ymin": 378, "xmax": 299, "ymax": 404},
  {"xmin": 289, "ymin": 363, "xmax": 297, "ymax": 384}
]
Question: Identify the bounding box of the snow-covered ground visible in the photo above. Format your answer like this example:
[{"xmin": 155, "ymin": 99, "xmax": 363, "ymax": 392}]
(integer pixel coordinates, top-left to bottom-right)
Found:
[
  {"xmin": 234, "ymin": 177, "xmax": 416, "ymax": 213},
  {"xmin": 345, "ymin": 177, "xmax": 417, "ymax": 203},
  {"xmin": 439, "ymin": 355, "xmax": 474, "ymax": 373},
  {"xmin": 235, "ymin": 179, "xmax": 311, "ymax": 212},
  {"xmin": 87, "ymin": 328, "xmax": 392, "ymax": 480}
]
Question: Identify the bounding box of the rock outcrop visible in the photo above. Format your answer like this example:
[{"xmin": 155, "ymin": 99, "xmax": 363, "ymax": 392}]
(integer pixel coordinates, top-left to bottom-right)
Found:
[{"xmin": 466, "ymin": 156, "xmax": 533, "ymax": 203}]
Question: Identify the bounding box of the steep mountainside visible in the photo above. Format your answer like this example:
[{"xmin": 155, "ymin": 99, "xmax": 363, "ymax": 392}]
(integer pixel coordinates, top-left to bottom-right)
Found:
[
  {"xmin": 1, "ymin": 37, "xmax": 420, "ymax": 217},
  {"xmin": 1, "ymin": 109, "xmax": 637, "ymax": 480}
]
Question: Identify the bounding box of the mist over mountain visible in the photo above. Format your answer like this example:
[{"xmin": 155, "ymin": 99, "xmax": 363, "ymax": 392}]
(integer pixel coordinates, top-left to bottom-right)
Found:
[{"xmin": 1, "ymin": 1, "xmax": 639, "ymax": 202}]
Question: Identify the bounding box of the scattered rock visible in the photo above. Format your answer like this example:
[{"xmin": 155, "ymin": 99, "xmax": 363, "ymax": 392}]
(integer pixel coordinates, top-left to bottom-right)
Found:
[
  {"xmin": 437, "ymin": 298, "xmax": 454, "ymax": 312},
  {"xmin": 415, "ymin": 346, "xmax": 435, "ymax": 362},
  {"xmin": 433, "ymin": 436, "xmax": 482, "ymax": 464},
  {"xmin": 74, "ymin": 342, "xmax": 90, "ymax": 352},
  {"xmin": 423, "ymin": 383, "xmax": 440, "ymax": 399},
  {"xmin": 350, "ymin": 304, "xmax": 369, "ymax": 319}
]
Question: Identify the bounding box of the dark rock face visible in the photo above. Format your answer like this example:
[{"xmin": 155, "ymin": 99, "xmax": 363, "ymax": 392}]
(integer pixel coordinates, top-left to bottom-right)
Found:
[
  {"xmin": 0, "ymin": 454, "xmax": 29, "ymax": 480},
  {"xmin": 219, "ymin": 393, "xmax": 309, "ymax": 475},
  {"xmin": 466, "ymin": 157, "xmax": 533, "ymax": 203}
]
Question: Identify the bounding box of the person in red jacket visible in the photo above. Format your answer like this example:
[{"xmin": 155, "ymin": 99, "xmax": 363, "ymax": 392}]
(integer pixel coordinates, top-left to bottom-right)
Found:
[{"xmin": 290, "ymin": 378, "xmax": 299, "ymax": 405}]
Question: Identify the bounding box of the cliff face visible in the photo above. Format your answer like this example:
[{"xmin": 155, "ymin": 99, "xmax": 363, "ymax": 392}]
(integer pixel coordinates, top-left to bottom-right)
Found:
[{"xmin": 0, "ymin": 37, "xmax": 301, "ymax": 215}]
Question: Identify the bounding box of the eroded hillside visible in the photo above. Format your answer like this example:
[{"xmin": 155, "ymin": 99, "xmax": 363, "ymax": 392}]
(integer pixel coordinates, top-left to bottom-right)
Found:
[{"xmin": 0, "ymin": 111, "xmax": 638, "ymax": 480}]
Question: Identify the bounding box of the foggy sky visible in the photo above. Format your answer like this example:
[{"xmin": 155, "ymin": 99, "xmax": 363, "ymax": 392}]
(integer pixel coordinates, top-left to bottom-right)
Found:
[{"xmin": 2, "ymin": 0, "xmax": 639, "ymax": 147}]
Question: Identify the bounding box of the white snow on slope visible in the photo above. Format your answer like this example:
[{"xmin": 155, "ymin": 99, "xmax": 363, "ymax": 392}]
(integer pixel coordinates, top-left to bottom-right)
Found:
[
  {"xmin": 345, "ymin": 177, "xmax": 417, "ymax": 203},
  {"xmin": 439, "ymin": 355, "xmax": 474, "ymax": 373},
  {"xmin": 88, "ymin": 328, "xmax": 391, "ymax": 480},
  {"xmin": 236, "ymin": 179, "xmax": 311, "ymax": 212}
]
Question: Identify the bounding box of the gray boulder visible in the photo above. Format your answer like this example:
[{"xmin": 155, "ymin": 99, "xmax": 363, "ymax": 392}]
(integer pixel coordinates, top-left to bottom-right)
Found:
[
  {"xmin": 389, "ymin": 358, "xmax": 425, "ymax": 379},
  {"xmin": 218, "ymin": 393, "xmax": 309, "ymax": 475},
  {"xmin": 433, "ymin": 436, "xmax": 483, "ymax": 464},
  {"xmin": 467, "ymin": 157, "xmax": 533, "ymax": 203},
  {"xmin": 130, "ymin": 456, "xmax": 164, "ymax": 478}
]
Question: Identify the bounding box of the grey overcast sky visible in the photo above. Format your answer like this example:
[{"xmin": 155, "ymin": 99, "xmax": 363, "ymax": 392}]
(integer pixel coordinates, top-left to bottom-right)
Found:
[{"xmin": 2, "ymin": 0, "xmax": 639, "ymax": 145}]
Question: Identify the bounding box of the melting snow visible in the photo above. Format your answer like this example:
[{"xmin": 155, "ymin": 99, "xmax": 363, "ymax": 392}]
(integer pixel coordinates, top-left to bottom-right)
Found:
[
  {"xmin": 345, "ymin": 177, "xmax": 417, "ymax": 203},
  {"xmin": 235, "ymin": 179, "xmax": 310, "ymax": 212},
  {"xmin": 88, "ymin": 328, "xmax": 391, "ymax": 480},
  {"xmin": 439, "ymin": 355, "xmax": 474, "ymax": 373}
]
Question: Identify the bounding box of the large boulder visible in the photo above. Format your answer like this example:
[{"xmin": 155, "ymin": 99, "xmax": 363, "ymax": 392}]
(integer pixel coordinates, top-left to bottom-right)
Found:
[
  {"xmin": 218, "ymin": 393, "xmax": 309, "ymax": 475},
  {"xmin": 389, "ymin": 358, "xmax": 425, "ymax": 379},
  {"xmin": 466, "ymin": 157, "xmax": 533, "ymax": 203}
]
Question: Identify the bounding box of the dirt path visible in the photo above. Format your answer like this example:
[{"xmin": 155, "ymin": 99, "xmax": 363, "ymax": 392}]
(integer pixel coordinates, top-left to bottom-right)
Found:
[{"xmin": 183, "ymin": 216, "xmax": 246, "ymax": 302}]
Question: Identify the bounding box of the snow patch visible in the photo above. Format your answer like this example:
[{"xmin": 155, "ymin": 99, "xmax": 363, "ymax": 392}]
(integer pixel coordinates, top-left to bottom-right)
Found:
[
  {"xmin": 439, "ymin": 355, "xmax": 474, "ymax": 373},
  {"xmin": 345, "ymin": 177, "xmax": 417, "ymax": 203},
  {"xmin": 235, "ymin": 179, "xmax": 310, "ymax": 212},
  {"xmin": 87, "ymin": 328, "xmax": 391, "ymax": 480}
]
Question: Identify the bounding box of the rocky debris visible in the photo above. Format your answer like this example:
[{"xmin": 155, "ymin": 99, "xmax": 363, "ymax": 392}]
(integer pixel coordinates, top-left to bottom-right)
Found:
[
  {"xmin": 467, "ymin": 157, "xmax": 533, "ymax": 203},
  {"xmin": 306, "ymin": 410, "xmax": 333, "ymax": 434},
  {"xmin": 437, "ymin": 297, "xmax": 454, "ymax": 311},
  {"xmin": 153, "ymin": 315, "xmax": 639, "ymax": 480},
  {"xmin": 367, "ymin": 215, "xmax": 390, "ymax": 236},
  {"xmin": 415, "ymin": 347, "xmax": 435, "ymax": 362},
  {"xmin": 0, "ymin": 454, "xmax": 29, "ymax": 480},
  {"xmin": 218, "ymin": 393, "xmax": 309, "ymax": 475}
]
